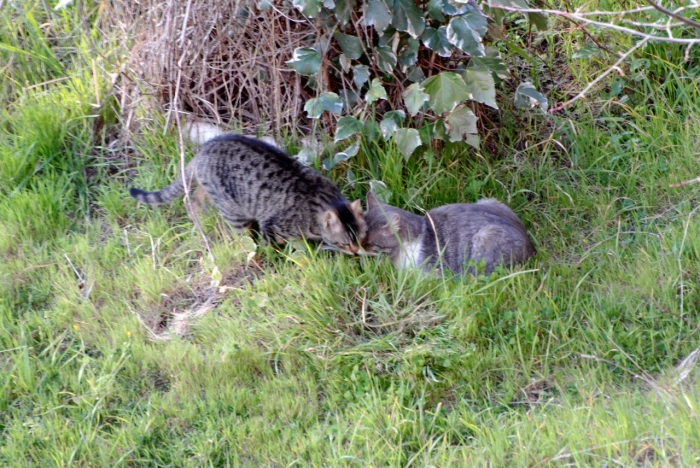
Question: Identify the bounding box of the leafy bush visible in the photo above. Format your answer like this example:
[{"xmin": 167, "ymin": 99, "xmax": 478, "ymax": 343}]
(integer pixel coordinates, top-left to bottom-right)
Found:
[{"xmin": 280, "ymin": 0, "xmax": 548, "ymax": 164}]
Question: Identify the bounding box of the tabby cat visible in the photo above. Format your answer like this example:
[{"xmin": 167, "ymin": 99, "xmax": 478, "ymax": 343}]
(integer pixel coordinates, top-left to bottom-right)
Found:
[
  {"xmin": 361, "ymin": 192, "xmax": 535, "ymax": 275},
  {"xmin": 130, "ymin": 134, "xmax": 366, "ymax": 254}
]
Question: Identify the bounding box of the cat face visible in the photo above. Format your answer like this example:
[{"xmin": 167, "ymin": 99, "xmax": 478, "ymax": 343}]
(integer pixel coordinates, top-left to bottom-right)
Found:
[
  {"xmin": 360, "ymin": 193, "xmax": 402, "ymax": 256},
  {"xmin": 321, "ymin": 199, "xmax": 367, "ymax": 255}
]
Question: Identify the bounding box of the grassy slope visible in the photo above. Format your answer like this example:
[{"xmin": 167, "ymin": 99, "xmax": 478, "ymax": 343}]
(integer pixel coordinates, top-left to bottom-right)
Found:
[{"xmin": 3, "ymin": 1, "xmax": 700, "ymax": 466}]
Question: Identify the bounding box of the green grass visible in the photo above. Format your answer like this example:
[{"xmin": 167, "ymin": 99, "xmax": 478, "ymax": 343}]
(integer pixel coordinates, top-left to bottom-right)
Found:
[{"xmin": 4, "ymin": 1, "xmax": 700, "ymax": 466}]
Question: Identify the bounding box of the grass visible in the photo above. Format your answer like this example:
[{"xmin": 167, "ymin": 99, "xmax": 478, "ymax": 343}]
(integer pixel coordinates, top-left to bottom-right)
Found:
[{"xmin": 3, "ymin": 1, "xmax": 700, "ymax": 466}]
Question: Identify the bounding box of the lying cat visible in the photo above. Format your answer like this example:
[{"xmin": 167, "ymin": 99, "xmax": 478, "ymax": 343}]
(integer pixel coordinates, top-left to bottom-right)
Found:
[
  {"xmin": 130, "ymin": 134, "xmax": 366, "ymax": 254},
  {"xmin": 361, "ymin": 192, "xmax": 535, "ymax": 275}
]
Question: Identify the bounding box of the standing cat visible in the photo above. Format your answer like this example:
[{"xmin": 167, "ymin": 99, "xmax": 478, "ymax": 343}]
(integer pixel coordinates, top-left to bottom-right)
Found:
[
  {"xmin": 361, "ymin": 192, "xmax": 535, "ymax": 275},
  {"xmin": 130, "ymin": 134, "xmax": 366, "ymax": 254}
]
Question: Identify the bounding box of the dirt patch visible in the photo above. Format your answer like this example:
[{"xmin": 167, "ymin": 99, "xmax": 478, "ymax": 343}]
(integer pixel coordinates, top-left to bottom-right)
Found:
[{"xmin": 133, "ymin": 258, "xmax": 266, "ymax": 341}]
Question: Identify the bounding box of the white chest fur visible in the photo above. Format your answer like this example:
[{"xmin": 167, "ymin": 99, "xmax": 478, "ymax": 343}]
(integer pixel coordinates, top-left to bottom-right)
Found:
[{"xmin": 396, "ymin": 239, "xmax": 423, "ymax": 269}]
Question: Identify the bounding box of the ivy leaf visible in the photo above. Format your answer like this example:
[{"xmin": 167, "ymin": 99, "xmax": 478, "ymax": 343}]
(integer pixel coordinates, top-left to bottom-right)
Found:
[
  {"xmin": 287, "ymin": 47, "xmax": 322, "ymax": 75},
  {"xmin": 304, "ymin": 92, "xmax": 344, "ymax": 118},
  {"xmin": 295, "ymin": 147, "xmax": 318, "ymax": 165},
  {"xmin": 380, "ymin": 110, "xmax": 406, "ymax": 139},
  {"xmin": 468, "ymin": 47, "xmax": 509, "ymax": 81},
  {"xmin": 514, "ymin": 82, "xmax": 548, "ymax": 112},
  {"xmin": 446, "ymin": 105, "xmax": 479, "ymax": 148},
  {"xmin": 405, "ymin": 65, "xmax": 425, "ymax": 83},
  {"xmin": 353, "ymin": 65, "xmax": 370, "ymax": 89},
  {"xmin": 446, "ymin": 13, "xmax": 486, "ymax": 57},
  {"xmin": 487, "ymin": 0, "xmax": 528, "ymax": 7},
  {"xmin": 364, "ymin": 0, "xmax": 392, "ymax": 34},
  {"xmin": 427, "ymin": 0, "xmax": 446, "ymax": 21},
  {"xmin": 421, "ymin": 26, "xmax": 453, "ymax": 58},
  {"xmin": 403, "ymin": 82, "xmax": 428, "ymax": 116},
  {"xmin": 393, "ymin": 128, "xmax": 422, "ymax": 160},
  {"xmin": 422, "ymin": 72, "xmax": 472, "ymax": 114},
  {"xmin": 365, "ymin": 78, "xmax": 389, "ymax": 104},
  {"xmin": 257, "ymin": 0, "xmax": 273, "ymax": 11},
  {"xmin": 292, "ymin": 0, "xmax": 322, "ymax": 17},
  {"xmin": 339, "ymin": 53, "xmax": 352, "ymax": 72},
  {"xmin": 324, "ymin": 141, "xmax": 360, "ymax": 170},
  {"xmin": 375, "ymin": 45, "xmax": 397, "ymax": 73},
  {"xmin": 462, "ymin": 67, "xmax": 497, "ymax": 109},
  {"xmin": 334, "ymin": 116, "xmax": 364, "ymax": 142},
  {"xmin": 334, "ymin": 0, "xmax": 356, "ymax": 25},
  {"xmin": 443, "ymin": 0, "xmax": 468, "ymax": 15},
  {"xmin": 392, "ymin": 0, "xmax": 426, "ymax": 38},
  {"xmin": 397, "ymin": 37, "xmax": 419, "ymax": 69},
  {"xmin": 528, "ymin": 12, "xmax": 548, "ymax": 31},
  {"xmin": 363, "ymin": 120, "xmax": 381, "ymax": 141},
  {"xmin": 369, "ymin": 180, "xmax": 392, "ymax": 203},
  {"xmin": 334, "ymin": 32, "xmax": 363, "ymax": 59}
]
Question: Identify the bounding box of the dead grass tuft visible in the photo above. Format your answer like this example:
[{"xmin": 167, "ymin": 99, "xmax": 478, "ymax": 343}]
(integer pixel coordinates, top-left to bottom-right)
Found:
[{"xmin": 103, "ymin": 0, "xmax": 311, "ymax": 144}]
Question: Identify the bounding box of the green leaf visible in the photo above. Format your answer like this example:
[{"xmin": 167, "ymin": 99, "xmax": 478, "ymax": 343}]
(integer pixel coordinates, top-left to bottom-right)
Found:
[
  {"xmin": 462, "ymin": 67, "xmax": 497, "ymax": 109},
  {"xmin": 363, "ymin": 120, "xmax": 381, "ymax": 141},
  {"xmin": 405, "ymin": 65, "xmax": 425, "ymax": 83},
  {"xmin": 487, "ymin": 0, "xmax": 528, "ymax": 7},
  {"xmin": 286, "ymin": 47, "xmax": 322, "ymax": 75},
  {"xmin": 369, "ymin": 180, "xmax": 392, "ymax": 203},
  {"xmin": 427, "ymin": 0, "xmax": 446, "ymax": 21},
  {"xmin": 353, "ymin": 65, "xmax": 370, "ymax": 89},
  {"xmin": 443, "ymin": 0, "xmax": 469, "ymax": 15},
  {"xmin": 446, "ymin": 105, "xmax": 479, "ymax": 148},
  {"xmin": 334, "ymin": 32, "xmax": 363, "ymax": 60},
  {"xmin": 446, "ymin": 13, "xmax": 486, "ymax": 57},
  {"xmin": 295, "ymin": 147, "xmax": 318, "ymax": 165},
  {"xmin": 528, "ymin": 12, "xmax": 548, "ymax": 31},
  {"xmin": 421, "ymin": 27, "xmax": 453, "ymax": 58},
  {"xmin": 422, "ymin": 72, "xmax": 472, "ymax": 114},
  {"xmin": 339, "ymin": 53, "xmax": 352, "ymax": 72},
  {"xmin": 324, "ymin": 141, "xmax": 360, "ymax": 170},
  {"xmin": 334, "ymin": 0, "xmax": 356, "ymax": 25},
  {"xmin": 514, "ymin": 82, "xmax": 548, "ymax": 112},
  {"xmin": 292, "ymin": 0, "xmax": 322, "ymax": 17},
  {"xmin": 365, "ymin": 78, "xmax": 388, "ymax": 104},
  {"xmin": 468, "ymin": 47, "xmax": 509, "ymax": 80},
  {"xmin": 380, "ymin": 110, "xmax": 406, "ymax": 139},
  {"xmin": 375, "ymin": 45, "xmax": 397, "ymax": 73},
  {"xmin": 334, "ymin": 116, "xmax": 364, "ymax": 142},
  {"xmin": 398, "ymin": 38, "xmax": 419, "ymax": 69},
  {"xmin": 364, "ymin": 0, "xmax": 392, "ymax": 34},
  {"xmin": 403, "ymin": 82, "xmax": 428, "ymax": 116},
  {"xmin": 304, "ymin": 92, "xmax": 344, "ymax": 118},
  {"xmin": 392, "ymin": 0, "xmax": 426, "ymax": 38},
  {"xmin": 393, "ymin": 128, "xmax": 422, "ymax": 160}
]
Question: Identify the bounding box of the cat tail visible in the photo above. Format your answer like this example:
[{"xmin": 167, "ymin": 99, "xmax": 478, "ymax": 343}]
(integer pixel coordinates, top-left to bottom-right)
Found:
[{"xmin": 129, "ymin": 162, "xmax": 195, "ymax": 205}]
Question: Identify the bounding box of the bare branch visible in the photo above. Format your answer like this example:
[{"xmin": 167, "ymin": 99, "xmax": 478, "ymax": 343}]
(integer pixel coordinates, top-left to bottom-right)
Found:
[
  {"xmin": 489, "ymin": 5, "xmax": 700, "ymax": 44},
  {"xmin": 645, "ymin": 0, "xmax": 700, "ymax": 29},
  {"xmin": 549, "ymin": 37, "xmax": 649, "ymax": 113}
]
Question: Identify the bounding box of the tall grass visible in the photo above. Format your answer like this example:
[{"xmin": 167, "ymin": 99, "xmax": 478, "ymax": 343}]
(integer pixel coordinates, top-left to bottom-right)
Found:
[{"xmin": 2, "ymin": 0, "xmax": 700, "ymax": 466}]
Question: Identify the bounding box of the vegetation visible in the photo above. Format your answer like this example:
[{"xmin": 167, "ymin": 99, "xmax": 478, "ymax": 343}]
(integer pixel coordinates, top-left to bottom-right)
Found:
[{"xmin": 3, "ymin": 0, "xmax": 700, "ymax": 466}]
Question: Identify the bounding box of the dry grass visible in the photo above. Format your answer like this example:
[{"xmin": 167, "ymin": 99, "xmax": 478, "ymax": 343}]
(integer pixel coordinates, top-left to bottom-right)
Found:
[{"xmin": 105, "ymin": 0, "xmax": 311, "ymax": 142}]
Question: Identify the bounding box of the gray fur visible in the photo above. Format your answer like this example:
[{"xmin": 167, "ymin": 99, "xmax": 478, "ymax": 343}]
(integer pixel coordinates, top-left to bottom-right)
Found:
[
  {"xmin": 130, "ymin": 134, "xmax": 366, "ymax": 254},
  {"xmin": 362, "ymin": 193, "xmax": 535, "ymax": 275}
]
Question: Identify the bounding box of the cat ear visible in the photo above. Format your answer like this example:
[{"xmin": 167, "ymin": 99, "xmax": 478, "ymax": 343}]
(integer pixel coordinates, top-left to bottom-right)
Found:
[
  {"xmin": 366, "ymin": 192, "xmax": 379, "ymax": 210},
  {"xmin": 350, "ymin": 199, "xmax": 363, "ymax": 217},
  {"xmin": 324, "ymin": 210, "xmax": 341, "ymax": 233},
  {"xmin": 389, "ymin": 214, "xmax": 401, "ymax": 232}
]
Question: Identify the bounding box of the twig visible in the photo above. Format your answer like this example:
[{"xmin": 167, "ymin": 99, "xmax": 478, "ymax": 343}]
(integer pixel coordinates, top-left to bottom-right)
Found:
[
  {"xmin": 669, "ymin": 176, "xmax": 700, "ymax": 188},
  {"xmin": 490, "ymin": 5, "xmax": 700, "ymax": 44},
  {"xmin": 549, "ymin": 37, "xmax": 649, "ymax": 113},
  {"xmin": 645, "ymin": 0, "xmax": 700, "ymax": 29}
]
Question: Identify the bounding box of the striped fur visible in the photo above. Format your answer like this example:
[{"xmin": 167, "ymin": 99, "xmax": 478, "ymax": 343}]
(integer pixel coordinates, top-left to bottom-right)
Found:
[{"xmin": 130, "ymin": 134, "xmax": 366, "ymax": 253}]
